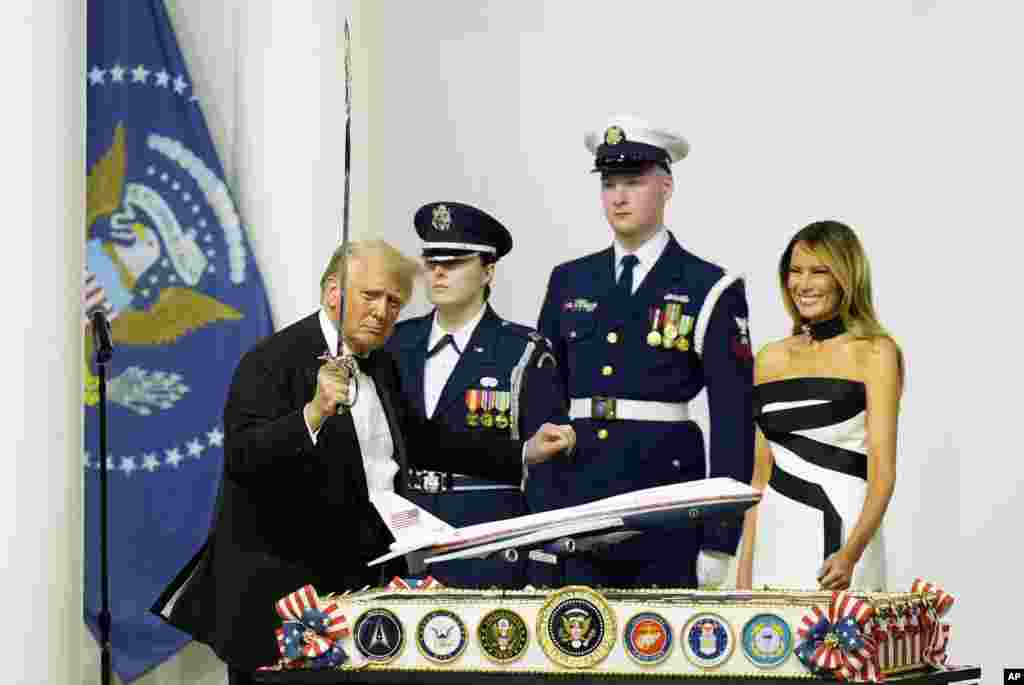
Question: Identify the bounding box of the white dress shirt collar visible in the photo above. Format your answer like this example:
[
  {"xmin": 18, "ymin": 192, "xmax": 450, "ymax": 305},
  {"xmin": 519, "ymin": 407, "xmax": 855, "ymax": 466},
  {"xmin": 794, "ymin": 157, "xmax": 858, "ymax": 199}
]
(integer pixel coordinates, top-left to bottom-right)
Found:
[
  {"xmin": 612, "ymin": 226, "xmax": 670, "ymax": 292},
  {"xmin": 428, "ymin": 302, "xmax": 487, "ymax": 354}
]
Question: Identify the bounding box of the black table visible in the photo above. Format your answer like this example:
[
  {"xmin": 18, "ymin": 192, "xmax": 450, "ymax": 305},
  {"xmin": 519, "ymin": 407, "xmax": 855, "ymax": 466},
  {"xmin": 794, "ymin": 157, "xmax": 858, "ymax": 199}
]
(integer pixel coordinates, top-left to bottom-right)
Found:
[{"xmin": 254, "ymin": 665, "xmax": 980, "ymax": 685}]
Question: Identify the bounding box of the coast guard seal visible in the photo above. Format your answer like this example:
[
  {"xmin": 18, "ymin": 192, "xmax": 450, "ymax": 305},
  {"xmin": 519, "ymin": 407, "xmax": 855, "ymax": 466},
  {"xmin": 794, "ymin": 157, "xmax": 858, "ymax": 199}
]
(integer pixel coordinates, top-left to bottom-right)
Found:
[{"xmin": 741, "ymin": 613, "xmax": 792, "ymax": 669}]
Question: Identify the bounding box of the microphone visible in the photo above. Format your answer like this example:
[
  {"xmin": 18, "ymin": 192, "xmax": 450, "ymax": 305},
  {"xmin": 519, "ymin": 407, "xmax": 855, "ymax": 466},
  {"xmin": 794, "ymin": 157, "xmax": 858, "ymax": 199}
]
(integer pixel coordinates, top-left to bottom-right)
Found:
[{"xmin": 89, "ymin": 307, "xmax": 114, "ymax": 364}]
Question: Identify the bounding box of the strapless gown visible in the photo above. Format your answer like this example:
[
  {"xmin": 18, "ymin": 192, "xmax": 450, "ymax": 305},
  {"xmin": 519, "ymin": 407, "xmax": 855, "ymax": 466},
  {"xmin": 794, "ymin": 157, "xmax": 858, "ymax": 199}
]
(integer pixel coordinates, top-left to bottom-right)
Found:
[{"xmin": 750, "ymin": 377, "xmax": 887, "ymax": 590}]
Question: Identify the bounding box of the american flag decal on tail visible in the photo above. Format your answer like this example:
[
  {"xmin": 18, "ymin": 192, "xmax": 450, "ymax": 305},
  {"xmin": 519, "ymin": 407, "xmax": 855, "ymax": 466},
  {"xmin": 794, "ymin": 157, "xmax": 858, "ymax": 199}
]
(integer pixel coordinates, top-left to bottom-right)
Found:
[{"xmin": 390, "ymin": 508, "xmax": 420, "ymax": 530}]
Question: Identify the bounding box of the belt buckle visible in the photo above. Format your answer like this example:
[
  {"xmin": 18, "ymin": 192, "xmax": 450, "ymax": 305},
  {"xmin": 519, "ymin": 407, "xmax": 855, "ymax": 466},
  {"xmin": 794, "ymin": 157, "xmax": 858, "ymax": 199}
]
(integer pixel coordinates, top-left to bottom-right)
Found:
[
  {"xmin": 591, "ymin": 396, "xmax": 617, "ymax": 420},
  {"xmin": 412, "ymin": 470, "xmax": 449, "ymax": 494}
]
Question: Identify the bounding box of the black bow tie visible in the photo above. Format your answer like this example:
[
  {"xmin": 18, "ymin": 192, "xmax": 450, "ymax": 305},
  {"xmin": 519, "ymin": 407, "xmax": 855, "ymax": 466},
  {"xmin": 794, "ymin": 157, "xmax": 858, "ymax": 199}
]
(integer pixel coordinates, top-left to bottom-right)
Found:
[{"xmin": 427, "ymin": 333, "xmax": 461, "ymax": 358}]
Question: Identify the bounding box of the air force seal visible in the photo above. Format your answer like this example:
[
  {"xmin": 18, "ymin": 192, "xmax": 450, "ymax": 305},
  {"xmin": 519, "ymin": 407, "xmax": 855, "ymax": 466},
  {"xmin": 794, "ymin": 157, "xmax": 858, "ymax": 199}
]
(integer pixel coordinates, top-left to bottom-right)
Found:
[
  {"xmin": 477, "ymin": 608, "xmax": 529, "ymax": 664},
  {"xmin": 354, "ymin": 608, "xmax": 404, "ymax": 663},
  {"xmin": 416, "ymin": 609, "xmax": 467, "ymax": 664},
  {"xmin": 682, "ymin": 613, "xmax": 734, "ymax": 669},
  {"xmin": 741, "ymin": 613, "xmax": 792, "ymax": 669},
  {"xmin": 623, "ymin": 612, "xmax": 673, "ymax": 666},
  {"xmin": 537, "ymin": 586, "xmax": 616, "ymax": 669}
]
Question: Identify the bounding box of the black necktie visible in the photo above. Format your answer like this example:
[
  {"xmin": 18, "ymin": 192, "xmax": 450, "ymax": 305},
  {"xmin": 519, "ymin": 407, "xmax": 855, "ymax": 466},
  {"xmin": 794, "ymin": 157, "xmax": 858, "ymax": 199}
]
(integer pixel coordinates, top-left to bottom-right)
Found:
[
  {"xmin": 617, "ymin": 254, "xmax": 639, "ymax": 297},
  {"xmin": 427, "ymin": 333, "xmax": 460, "ymax": 358}
]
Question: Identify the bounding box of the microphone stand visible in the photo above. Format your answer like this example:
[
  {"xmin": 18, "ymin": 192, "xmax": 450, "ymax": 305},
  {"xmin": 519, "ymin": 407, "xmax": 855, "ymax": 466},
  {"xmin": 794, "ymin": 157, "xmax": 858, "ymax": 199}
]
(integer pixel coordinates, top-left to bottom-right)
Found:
[{"xmin": 92, "ymin": 311, "xmax": 113, "ymax": 685}]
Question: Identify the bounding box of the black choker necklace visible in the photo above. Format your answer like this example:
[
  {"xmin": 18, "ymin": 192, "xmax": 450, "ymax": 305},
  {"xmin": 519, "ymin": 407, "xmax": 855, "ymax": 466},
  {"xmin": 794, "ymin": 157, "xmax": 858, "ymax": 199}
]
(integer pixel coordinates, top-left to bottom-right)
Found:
[{"xmin": 801, "ymin": 317, "xmax": 846, "ymax": 342}]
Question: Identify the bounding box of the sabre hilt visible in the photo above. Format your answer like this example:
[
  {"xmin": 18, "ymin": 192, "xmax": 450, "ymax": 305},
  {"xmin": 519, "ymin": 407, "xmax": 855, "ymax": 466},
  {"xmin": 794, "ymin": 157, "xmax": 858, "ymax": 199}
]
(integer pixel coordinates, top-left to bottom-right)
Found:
[{"xmin": 334, "ymin": 354, "xmax": 360, "ymax": 414}]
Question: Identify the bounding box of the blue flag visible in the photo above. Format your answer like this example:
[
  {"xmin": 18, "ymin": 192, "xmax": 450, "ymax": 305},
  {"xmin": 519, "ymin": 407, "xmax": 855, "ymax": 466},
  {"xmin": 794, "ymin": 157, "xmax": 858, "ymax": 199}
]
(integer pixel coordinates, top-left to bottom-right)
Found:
[{"xmin": 84, "ymin": 1, "xmax": 273, "ymax": 680}]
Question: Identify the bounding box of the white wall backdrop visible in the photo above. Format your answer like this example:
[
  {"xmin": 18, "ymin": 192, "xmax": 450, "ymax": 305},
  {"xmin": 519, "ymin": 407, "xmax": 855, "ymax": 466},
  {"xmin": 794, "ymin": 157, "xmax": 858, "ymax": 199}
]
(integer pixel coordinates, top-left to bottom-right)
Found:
[{"xmin": 73, "ymin": 1, "xmax": 1022, "ymax": 682}]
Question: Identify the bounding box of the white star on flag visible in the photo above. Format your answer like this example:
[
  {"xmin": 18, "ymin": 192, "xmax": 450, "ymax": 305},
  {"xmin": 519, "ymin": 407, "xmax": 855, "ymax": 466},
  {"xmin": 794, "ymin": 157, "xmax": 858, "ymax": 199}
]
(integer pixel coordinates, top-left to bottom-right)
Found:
[
  {"xmin": 83, "ymin": 450, "xmax": 93, "ymax": 468},
  {"xmin": 88, "ymin": 66, "xmax": 105, "ymax": 85},
  {"xmin": 142, "ymin": 453, "xmax": 161, "ymax": 472},
  {"xmin": 206, "ymin": 427, "xmax": 225, "ymax": 448},
  {"xmin": 110, "ymin": 64, "xmax": 125, "ymax": 82},
  {"xmin": 120, "ymin": 456, "xmax": 137, "ymax": 476},
  {"xmin": 186, "ymin": 438, "xmax": 205, "ymax": 458},
  {"xmin": 173, "ymin": 75, "xmax": 188, "ymax": 94},
  {"xmin": 155, "ymin": 69, "xmax": 170, "ymax": 87},
  {"xmin": 131, "ymin": 64, "xmax": 150, "ymax": 83},
  {"xmin": 164, "ymin": 448, "xmax": 184, "ymax": 468}
]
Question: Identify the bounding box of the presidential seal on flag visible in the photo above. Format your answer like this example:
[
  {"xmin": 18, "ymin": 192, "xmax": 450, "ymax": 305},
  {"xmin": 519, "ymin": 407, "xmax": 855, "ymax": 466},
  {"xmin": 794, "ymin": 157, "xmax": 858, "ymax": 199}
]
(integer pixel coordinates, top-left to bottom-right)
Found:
[{"xmin": 83, "ymin": 0, "xmax": 273, "ymax": 680}]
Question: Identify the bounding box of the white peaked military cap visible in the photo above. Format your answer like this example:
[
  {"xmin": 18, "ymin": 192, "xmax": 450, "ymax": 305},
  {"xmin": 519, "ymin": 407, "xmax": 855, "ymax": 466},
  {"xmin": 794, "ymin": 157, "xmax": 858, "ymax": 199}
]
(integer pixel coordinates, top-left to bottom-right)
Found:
[{"xmin": 584, "ymin": 115, "xmax": 690, "ymax": 174}]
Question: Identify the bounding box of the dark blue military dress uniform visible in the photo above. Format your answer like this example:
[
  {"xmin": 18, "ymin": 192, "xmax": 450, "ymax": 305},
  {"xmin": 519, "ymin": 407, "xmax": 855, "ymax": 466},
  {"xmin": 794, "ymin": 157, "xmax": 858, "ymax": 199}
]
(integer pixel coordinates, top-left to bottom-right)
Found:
[
  {"xmin": 385, "ymin": 202, "xmax": 568, "ymax": 589},
  {"xmin": 533, "ymin": 120, "xmax": 755, "ymax": 588}
]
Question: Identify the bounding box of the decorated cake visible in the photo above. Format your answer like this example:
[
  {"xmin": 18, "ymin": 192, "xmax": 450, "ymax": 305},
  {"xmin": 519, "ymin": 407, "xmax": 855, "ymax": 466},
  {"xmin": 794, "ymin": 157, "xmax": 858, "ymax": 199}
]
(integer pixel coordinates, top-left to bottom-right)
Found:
[{"xmin": 260, "ymin": 578, "xmax": 954, "ymax": 682}]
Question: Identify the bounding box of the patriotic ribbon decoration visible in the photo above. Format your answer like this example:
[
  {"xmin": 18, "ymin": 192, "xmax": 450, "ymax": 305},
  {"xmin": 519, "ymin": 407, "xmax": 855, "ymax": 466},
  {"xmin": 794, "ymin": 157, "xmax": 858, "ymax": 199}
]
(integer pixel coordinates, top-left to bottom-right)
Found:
[
  {"xmin": 387, "ymin": 575, "xmax": 443, "ymax": 590},
  {"xmin": 912, "ymin": 578, "xmax": 955, "ymax": 668},
  {"xmin": 795, "ymin": 591, "xmax": 885, "ymax": 682},
  {"xmin": 266, "ymin": 585, "xmax": 363, "ymax": 670}
]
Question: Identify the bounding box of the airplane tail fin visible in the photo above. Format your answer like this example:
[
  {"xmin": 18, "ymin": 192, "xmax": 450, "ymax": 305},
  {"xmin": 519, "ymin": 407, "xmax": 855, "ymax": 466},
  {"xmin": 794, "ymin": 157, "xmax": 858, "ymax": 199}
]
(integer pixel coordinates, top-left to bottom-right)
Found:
[{"xmin": 371, "ymin": 491, "xmax": 456, "ymax": 546}]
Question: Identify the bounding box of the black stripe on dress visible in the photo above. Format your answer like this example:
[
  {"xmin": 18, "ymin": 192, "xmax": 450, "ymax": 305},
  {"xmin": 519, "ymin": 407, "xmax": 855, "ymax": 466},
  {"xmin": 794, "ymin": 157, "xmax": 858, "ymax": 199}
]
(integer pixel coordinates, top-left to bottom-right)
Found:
[
  {"xmin": 762, "ymin": 431, "xmax": 867, "ymax": 481},
  {"xmin": 769, "ymin": 465, "xmax": 843, "ymax": 559}
]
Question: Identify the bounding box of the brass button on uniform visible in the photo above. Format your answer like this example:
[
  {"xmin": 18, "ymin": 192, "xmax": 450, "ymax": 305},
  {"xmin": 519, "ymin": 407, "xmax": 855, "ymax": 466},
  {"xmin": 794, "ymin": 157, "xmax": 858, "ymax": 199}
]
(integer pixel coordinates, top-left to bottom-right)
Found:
[
  {"xmin": 597, "ymin": 428, "xmax": 609, "ymax": 440},
  {"xmin": 606, "ymin": 332, "xmax": 618, "ymax": 344},
  {"xmin": 601, "ymin": 365, "xmax": 613, "ymax": 376}
]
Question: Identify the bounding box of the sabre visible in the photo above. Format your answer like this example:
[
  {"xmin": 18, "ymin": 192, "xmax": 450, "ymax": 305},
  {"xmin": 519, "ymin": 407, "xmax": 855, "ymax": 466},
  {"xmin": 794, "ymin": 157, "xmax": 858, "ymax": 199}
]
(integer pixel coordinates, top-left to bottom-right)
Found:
[{"xmin": 321, "ymin": 18, "xmax": 359, "ymax": 411}]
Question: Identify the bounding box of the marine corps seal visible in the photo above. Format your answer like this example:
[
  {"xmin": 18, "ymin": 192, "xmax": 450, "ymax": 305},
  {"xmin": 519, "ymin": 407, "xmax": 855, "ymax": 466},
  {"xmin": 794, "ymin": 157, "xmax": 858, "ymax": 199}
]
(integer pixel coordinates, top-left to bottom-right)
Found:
[
  {"xmin": 537, "ymin": 586, "xmax": 616, "ymax": 668},
  {"xmin": 477, "ymin": 608, "xmax": 529, "ymax": 664},
  {"xmin": 623, "ymin": 611, "xmax": 673, "ymax": 666}
]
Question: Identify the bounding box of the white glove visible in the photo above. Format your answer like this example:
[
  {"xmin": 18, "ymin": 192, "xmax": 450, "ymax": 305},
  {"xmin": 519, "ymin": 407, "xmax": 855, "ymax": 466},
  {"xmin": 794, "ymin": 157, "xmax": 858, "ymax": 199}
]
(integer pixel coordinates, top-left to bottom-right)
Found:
[{"xmin": 697, "ymin": 549, "xmax": 732, "ymax": 588}]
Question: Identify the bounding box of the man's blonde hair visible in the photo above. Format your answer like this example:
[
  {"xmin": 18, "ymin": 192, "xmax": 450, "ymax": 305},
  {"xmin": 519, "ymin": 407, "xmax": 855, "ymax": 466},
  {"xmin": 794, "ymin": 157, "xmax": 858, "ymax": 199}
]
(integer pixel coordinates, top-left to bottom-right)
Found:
[{"xmin": 319, "ymin": 240, "xmax": 420, "ymax": 304}]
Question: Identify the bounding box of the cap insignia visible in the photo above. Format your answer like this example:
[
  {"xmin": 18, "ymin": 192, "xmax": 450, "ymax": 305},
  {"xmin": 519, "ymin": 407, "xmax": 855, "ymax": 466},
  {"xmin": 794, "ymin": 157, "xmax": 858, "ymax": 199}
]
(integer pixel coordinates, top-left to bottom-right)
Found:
[
  {"xmin": 604, "ymin": 125, "xmax": 626, "ymax": 146},
  {"xmin": 432, "ymin": 204, "xmax": 452, "ymax": 232}
]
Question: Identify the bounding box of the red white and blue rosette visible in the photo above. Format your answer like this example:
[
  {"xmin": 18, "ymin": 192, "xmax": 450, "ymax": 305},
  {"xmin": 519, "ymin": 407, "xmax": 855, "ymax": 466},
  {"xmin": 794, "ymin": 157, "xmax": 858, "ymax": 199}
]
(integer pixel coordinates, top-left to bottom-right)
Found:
[
  {"xmin": 795, "ymin": 591, "xmax": 884, "ymax": 682},
  {"xmin": 387, "ymin": 575, "xmax": 443, "ymax": 590},
  {"xmin": 912, "ymin": 578, "xmax": 955, "ymax": 669},
  {"xmin": 265, "ymin": 585, "xmax": 365, "ymax": 670}
]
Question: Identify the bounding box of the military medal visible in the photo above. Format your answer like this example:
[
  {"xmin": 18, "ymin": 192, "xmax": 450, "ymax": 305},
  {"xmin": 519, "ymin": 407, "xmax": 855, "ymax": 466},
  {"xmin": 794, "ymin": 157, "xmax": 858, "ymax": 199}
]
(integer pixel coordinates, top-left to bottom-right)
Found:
[
  {"xmin": 646, "ymin": 306, "xmax": 663, "ymax": 347},
  {"xmin": 480, "ymin": 389, "xmax": 496, "ymax": 428},
  {"xmin": 495, "ymin": 391, "xmax": 510, "ymax": 430},
  {"xmin": 662, "ymin": 303, "xmax": 681, "ymax": 349},
  {"xmin": 465, "ymin": 389, "xmax": 481, "ymax": 427},
  {"xmin": 675, "ymin": 314, "xmax": 694, "ymax": 352}
]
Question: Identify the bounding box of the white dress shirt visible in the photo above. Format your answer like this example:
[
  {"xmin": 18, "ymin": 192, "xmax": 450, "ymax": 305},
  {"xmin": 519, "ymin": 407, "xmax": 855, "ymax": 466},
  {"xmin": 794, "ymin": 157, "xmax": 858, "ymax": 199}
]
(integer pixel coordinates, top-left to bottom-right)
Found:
[
  {"xmin": 306, "ymin": 308, "xmax": 398, "ymax": 494},
  {"xmin": 423, "ymin": 304, "xmax": 486, "ymax": 418},
  {"xmin": 613, "ymin": 226, "xmax": 669, "ymax": 294}
]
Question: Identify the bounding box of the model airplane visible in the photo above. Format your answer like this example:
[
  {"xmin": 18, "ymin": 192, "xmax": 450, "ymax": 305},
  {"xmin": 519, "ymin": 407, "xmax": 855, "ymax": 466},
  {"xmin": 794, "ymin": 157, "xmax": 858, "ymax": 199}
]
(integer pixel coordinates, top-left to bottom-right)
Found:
[{"xmin": 368, "ymin": 477, "xmax": 761, "ymax": 567}]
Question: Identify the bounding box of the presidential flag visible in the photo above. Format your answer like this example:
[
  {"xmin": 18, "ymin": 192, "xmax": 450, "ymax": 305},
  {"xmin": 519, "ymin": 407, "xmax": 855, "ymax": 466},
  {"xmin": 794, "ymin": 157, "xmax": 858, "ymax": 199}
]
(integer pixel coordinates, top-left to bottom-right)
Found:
[{"xmin": 84, "ymin": 0, "xmax": 273, "ymax": 680}]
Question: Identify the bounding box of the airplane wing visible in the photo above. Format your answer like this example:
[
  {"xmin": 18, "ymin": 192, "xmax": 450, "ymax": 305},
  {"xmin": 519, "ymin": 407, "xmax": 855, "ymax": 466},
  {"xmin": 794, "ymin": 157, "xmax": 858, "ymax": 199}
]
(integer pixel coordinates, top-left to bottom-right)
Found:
[{"xmin": 423, "ymin": 517, "xmax": 624, "ymax": 564}]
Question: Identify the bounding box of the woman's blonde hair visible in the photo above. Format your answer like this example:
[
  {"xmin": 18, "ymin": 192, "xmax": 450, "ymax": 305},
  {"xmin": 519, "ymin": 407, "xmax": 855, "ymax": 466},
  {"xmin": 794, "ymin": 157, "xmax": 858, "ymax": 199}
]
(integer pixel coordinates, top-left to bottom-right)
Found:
[{"xmin": 779, "ymin": 221, "xmax": 903, "ymax": 376}]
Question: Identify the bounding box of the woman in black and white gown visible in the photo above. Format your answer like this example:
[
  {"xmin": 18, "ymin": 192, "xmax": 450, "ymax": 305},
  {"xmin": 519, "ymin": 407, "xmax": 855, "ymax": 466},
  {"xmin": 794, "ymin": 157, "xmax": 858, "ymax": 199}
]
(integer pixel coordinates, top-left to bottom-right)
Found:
[{"xmin": 736, "ymin": 221, "xmax": 902, "ymax": 591}]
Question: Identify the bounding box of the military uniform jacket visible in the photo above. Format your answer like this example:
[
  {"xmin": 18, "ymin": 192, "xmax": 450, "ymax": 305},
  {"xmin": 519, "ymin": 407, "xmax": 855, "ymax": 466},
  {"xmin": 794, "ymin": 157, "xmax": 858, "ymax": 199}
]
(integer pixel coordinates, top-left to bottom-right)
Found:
[
  {"xmin": 537, "ymin": 232, "xmax": 754, "ymax": 557},
  {"xmin": 386, "ymin": 305, "xmax": 568, "ymax": 499},
  {"xmin": 151, "ymin": 313, "xmax": 527, "ymax": 671}
]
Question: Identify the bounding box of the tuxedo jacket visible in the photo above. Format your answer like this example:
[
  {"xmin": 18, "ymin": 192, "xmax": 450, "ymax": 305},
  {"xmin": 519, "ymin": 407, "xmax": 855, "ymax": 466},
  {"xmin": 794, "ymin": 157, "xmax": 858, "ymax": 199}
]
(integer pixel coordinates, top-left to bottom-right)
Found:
[{"xmin": 152, "ymin": 312, "xmax": 525, "ymax": 672}]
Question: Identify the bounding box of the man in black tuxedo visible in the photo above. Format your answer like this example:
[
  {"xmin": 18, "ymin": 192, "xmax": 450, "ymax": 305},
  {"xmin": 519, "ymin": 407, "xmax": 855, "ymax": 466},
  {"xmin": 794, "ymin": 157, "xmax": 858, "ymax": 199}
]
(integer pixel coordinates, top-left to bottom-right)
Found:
[{"xmin": 152, "ymin": 240, "xmax": 575, "ymax": 684}]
